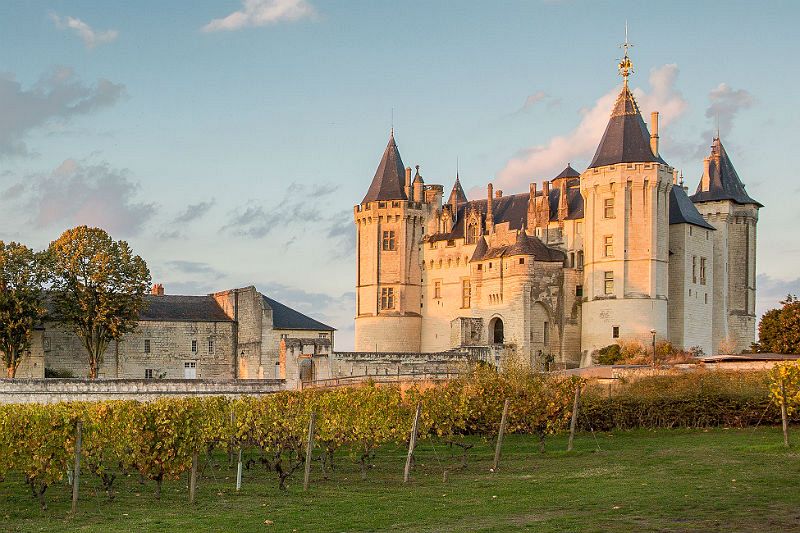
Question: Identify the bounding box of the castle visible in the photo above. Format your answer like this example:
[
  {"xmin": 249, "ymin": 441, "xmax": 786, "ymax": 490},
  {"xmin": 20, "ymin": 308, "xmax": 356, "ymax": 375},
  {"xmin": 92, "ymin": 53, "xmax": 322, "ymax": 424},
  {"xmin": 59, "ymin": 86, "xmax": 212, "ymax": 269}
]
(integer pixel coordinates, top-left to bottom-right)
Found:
[{"xmin": 353, "ymin": 48, "xmax": 761, "ymax": 368}]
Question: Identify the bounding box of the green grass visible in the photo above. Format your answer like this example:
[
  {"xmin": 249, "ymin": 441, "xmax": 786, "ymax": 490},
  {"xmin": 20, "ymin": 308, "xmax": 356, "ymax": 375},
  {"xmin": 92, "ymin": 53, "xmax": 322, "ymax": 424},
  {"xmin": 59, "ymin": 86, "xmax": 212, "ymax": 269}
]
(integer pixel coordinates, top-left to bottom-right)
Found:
[{"xmin": 2, "ymin": 428, "xmax": 799, "ymax": 532}]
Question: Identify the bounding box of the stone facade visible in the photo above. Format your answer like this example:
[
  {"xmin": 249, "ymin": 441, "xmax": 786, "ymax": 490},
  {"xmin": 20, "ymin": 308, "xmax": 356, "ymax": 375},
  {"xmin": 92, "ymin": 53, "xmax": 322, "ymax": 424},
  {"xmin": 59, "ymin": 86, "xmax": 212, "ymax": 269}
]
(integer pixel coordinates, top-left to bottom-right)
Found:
[
  {"xmin": 27, "ymin": 286, "xmax": 335, "ymax": 383},
  {"xmin": 353, "ymin": 52, "xmax": 761, "ymax": 366}
]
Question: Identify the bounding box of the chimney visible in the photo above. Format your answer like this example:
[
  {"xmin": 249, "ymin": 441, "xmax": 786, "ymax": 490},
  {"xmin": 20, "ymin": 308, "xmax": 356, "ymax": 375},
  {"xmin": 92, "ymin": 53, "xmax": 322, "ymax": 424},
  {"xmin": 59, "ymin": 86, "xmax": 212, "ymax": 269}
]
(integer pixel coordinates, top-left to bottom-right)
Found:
[
  {"xmin": 558, "ymin": 179, "xmax": 568, "ymax": 221},
  {"xmin": 542, "ymin": 180, "xmax": 550, "ymax": 197},
  {"xmin": 495, "ymin": 190, "xmax": 503, "ymax": 198},
  {"xmin": 650, "ymin": 111, "xmax": 659, "ymax": 157},
  {"xmin": 151, "ymin": 283, "xmax": 164, "ymax": 296},
  {"xmin": 672, "ymin": 169, "xmax": 678, "ymax": 185},
  {"xmin": 404, "ymin": 167, "xmax": 412, "ymax": 199},
  {"xmin": 486, "ymin": 183, "xmax": 494, "ymax": 233}
]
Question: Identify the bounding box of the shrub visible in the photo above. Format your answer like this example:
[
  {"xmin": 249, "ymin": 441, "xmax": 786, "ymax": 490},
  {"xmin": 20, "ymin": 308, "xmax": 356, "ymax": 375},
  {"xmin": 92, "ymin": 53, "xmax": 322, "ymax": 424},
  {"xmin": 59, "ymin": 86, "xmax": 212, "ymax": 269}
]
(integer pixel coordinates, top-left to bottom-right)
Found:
[
  {"xmin": 44, "ymin": 368, "xmax": 75, "ymax": 378},
  {"xmin": 595, "ymin": 344, "xmax": 623, "ymax": 365}
]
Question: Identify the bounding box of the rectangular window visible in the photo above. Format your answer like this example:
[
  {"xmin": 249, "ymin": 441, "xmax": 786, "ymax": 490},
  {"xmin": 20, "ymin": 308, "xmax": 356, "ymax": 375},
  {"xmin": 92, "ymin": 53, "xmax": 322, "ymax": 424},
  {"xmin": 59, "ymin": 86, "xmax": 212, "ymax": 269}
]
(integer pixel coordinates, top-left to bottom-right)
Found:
[
  {"xmin": 462, "ymin": 279, "xmax": 471, "ymax": 308},
  {"xmin": 692, "ymin": 256, "xmax": 697, "ymax": 283},
  {"xmin": 380, "ymin": 287, "xmax": 395, "ymax": 310},
  {"xmin": 612, "ymin": 326, "xmax": 620, "ymax": 339},
  {"xmin": 577, "ymin": 252, "xmax": 584, "ymax": 270},
  {"xmin": 576, "ymin": 221, "xmax": 583, "ymax": 235},
  {"xmin": 604, "ymin": 198, "xmax": 615, "ymax": 218},
  {"xmin": 700, "ymin": 257, "xmax": 707, "ymax": 285},
  {"xmin": 604, "ymin": 271, "xmax": 614, "ymax": 295},
  {"xmin": 519, "ymin": 258, "xmax": 525, "ymax": 265},
  {"xmin": 575, "ymin": 285, "xmax": 583, "ymax": 298},
  {"xmin": 208, "ymin": 339, "xmax": 214, "ymax": 354},
  {"xmin": 434, "ymin": 281, "xmax": 442, "ymax": 299},
  {"xmin": 604, "ymin": 235, "xmax": 614, "ymax": 257},
  {"xmin": 543, "ymin": 322, "xmax": 549, "ymax": 345},
  {"xmin": 382, "ymin": 230, "xmax": 396, "ymax": 251},
  {"xmin": 318, "ymin": 333, "xmax": 328, "ymax": 338},
  {"xmin": 145, "ymin": 369, "xmax": 154, "ymax": 379},
  {"xmin": 191, "ymin": 340, "xmax": 197, "ymax": 353},
  {"xmin": 446, "ymin": 239, "xmax": 455, "ymax": 247},
  {"xmin": 144, "ymin": 339, "xmax": 151, "ymax": 354},
  {"xmin": 477, "ymin": 264, "xmax": 483, "ymax": 271},
  {"xmin": 280, "ymin": 333, "xmax": 289, "ymax": 340}
]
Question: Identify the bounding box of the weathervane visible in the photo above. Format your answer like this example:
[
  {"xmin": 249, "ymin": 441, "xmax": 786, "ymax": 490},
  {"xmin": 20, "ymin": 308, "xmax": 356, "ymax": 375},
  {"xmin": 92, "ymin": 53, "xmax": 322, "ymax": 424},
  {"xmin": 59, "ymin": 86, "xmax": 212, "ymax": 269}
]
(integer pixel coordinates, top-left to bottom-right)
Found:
[{"xmin": 618, "ymin": 21, "xmax": 634, "ymax": 85}]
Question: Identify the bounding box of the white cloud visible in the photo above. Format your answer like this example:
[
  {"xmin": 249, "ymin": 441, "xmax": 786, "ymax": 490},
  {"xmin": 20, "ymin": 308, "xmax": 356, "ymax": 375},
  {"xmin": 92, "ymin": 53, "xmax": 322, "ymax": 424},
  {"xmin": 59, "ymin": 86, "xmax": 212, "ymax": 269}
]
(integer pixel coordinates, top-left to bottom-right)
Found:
[
  {"xmin": 705, "ymin": 83, "xmax": 754, "ymax": 139},
  {"xmin": 0, "ymin": 67, "xmax": 125, "ymax": 156},
  {"xmin": 202, "ymin": 0, "xmax": 315, "ymax": 32},
  {"xmin": 49, "ymin": 13, "xmax": 118, "ymax": 49},
  {"xmin": 496, "ymin": 64, "xmax": 688, "ymax": 192}
]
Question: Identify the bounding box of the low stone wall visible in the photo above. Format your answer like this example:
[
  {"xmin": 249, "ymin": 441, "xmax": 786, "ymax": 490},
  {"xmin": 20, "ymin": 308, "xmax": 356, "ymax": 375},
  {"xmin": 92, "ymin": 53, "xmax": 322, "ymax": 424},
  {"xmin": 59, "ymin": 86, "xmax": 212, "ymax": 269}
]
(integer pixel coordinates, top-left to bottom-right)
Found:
[
  {"xmin": 330, "ymin": 346, "xmax": 498, "ymax": 378},
  {"xmin": 0, "ymin": 378, "xmax": 285, "ymax": 404}
]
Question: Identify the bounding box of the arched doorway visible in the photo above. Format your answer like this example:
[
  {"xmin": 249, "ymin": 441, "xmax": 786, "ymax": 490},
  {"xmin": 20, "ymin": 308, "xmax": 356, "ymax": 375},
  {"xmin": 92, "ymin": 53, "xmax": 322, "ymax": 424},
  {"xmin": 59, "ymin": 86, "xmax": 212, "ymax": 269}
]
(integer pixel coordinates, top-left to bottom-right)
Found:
[
  {"xmin": 489, "ymin": 317, "xmax": 504, "ymax": 345},
  {"xmin": 530, "ymin": 302, "xmax": 552, "ymax": 361}
]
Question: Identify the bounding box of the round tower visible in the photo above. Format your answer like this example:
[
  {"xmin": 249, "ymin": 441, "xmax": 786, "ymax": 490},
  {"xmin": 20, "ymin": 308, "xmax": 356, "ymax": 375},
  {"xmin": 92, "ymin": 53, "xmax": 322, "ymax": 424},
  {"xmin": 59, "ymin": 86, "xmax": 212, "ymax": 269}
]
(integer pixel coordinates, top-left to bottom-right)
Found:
[
  {"xmin": 579, "ymin": 43, "xmax": 673, "ymax": 356},
  {"xmin": 354, "ymin": 132, "xmax": 424, "ymax": 352}
]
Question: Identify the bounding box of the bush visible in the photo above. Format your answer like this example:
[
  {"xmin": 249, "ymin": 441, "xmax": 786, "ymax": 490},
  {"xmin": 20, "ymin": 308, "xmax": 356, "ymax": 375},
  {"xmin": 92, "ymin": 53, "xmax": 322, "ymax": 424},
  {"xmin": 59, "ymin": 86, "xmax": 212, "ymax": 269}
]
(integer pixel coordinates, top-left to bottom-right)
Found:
[
  {"xmin": 44, "ymin": 368, "xmax": 75, "ymax": 378},
  {"xmin": 595, "ymin": 344, "xmax": 623, "ymax": 365},
  {"xmin": 580, "ymin": 370, "xmax": 790, "ymax": 430}
]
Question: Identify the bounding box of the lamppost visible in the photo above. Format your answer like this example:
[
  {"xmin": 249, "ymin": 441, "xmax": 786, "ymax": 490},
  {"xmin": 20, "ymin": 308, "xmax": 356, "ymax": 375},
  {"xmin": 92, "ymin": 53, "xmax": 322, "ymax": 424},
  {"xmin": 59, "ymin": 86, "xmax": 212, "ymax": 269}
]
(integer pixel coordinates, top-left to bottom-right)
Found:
[{"xmin": 650, "ymin": 329, "xmax": 657, "ymax": 368}]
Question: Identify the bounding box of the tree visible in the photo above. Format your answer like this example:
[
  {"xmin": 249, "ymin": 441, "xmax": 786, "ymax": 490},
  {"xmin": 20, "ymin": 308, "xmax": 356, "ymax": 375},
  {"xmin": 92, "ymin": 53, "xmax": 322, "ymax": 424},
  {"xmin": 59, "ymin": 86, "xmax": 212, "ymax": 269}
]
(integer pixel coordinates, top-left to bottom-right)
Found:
[
  {"xmin": 47, "ymin": 226, "xmax": 150, "ymax": 379},
  {"xmin": 757, "ymin": 295, "xmax": 800, "ymax": 354},
  {"xmin": 0, "ymin": 241, "xmax": 46, "ymax": 378}
]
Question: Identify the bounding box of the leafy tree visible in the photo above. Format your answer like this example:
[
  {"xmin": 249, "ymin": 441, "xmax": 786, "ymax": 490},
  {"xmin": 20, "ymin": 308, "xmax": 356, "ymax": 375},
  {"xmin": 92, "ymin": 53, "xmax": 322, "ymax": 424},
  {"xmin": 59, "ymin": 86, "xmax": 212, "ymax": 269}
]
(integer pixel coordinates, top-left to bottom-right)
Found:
[
  {"xmin": 594, "ymin": 344, "xmax": 623, "ymax": 365},
  {"xmin": 0, "ymin": 241, "xmax": 46, "ymax": 378},
  {"xmin": 757, "ymin": 295, "xmax": 800, "ymax": 354},
  {"xmin": 47, "ymin": 227, "xmax": 150, "ymax": 379}
]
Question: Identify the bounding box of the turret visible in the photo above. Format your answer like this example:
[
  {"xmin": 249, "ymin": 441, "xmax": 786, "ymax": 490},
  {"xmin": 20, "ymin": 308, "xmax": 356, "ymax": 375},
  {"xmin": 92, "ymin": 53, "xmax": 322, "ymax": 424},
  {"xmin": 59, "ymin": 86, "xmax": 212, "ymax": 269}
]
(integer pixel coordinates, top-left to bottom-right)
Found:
[
  {"xmin": 413, "ymin": 166, "xmax": 424, "ymax": 203},
  {"xmin": 579, "ymin": 40, "xmax": 672, "ymax": 356},
  {"xmin": 691, "ymin": 137, "xmax": 762, "ymax": 354},
  {"xmin": 354, "ymin": 132, "xmax": 423, "ymax": 352}
]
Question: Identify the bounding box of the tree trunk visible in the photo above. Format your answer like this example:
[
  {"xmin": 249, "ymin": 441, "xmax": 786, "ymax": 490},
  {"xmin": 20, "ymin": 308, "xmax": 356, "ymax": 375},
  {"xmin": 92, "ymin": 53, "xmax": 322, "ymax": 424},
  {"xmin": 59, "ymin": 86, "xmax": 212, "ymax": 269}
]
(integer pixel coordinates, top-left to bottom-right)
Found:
[
  {"xmin": 89, "ymin": 357, "xmax": 97, "ymax": 380},
  {"xmin": 6, "ymin": 365, "xmax": 15, "ymax": 378},
  {"xmin": 155, "ymin": 476, "xmax": 163, "ymax": 499}
]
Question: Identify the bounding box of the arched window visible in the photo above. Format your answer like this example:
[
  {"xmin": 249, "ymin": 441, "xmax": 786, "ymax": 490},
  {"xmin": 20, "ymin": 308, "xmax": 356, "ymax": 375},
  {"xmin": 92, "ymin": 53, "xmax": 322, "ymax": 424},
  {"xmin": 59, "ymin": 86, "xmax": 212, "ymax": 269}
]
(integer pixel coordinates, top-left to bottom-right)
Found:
[
  {"xmin": 490, "ymin": 317, "xmax": 504, "ymax": 345},
  {"xmin": 466, "ymin": 221, "xmax": 479, "ymax": 244}
]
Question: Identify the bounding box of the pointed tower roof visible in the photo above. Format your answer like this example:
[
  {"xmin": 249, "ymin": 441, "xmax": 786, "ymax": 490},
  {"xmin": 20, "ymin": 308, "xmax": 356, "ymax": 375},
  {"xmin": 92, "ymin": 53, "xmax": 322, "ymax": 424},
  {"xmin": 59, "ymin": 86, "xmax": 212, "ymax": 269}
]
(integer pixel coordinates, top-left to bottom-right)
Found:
[
  {"xmin": 470, "ymin": 236, "xmax": 488, "ymax": 262},
  {"xmin": 361, "ymin": 132, "xmax": 408, "ymax": 204},
  {"xmin": 448, "ymin": 175, "xmax": 468, "ymax": 206},
  {"xmin": 690, "ymin": 137, "xmax": 762, "ymax": 207},
  {"xmin": 588, "ymin": 85, "xmax": 665, "ymax": 169},
  {"xmin": 506, "ymin": 230, "xmax": 566, "ymax": 262},
  {"xmin": 588, "ymin": 38, "xmax": 665, "ymax": 169},
  {"xmin": 552, "ymin": 164, "xmax": 581, "ymax": 180}
]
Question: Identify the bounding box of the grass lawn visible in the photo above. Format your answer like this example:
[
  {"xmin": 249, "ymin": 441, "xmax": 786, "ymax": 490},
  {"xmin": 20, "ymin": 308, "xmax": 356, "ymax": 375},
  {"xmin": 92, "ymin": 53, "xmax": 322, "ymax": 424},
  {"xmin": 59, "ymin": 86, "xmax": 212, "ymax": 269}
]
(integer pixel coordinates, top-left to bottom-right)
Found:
[{"xmin": 2, "ymin": 427, "xmax": 799, "ymax": 532}]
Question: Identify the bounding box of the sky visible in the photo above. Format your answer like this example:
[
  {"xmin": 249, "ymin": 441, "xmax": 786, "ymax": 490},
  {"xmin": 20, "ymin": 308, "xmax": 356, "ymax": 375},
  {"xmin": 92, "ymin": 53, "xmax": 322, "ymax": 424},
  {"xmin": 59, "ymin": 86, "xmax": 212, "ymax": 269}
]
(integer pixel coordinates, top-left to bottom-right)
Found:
[{"xmin": 0, "ymin": 0, "xmax": 798, "ymax": 350}]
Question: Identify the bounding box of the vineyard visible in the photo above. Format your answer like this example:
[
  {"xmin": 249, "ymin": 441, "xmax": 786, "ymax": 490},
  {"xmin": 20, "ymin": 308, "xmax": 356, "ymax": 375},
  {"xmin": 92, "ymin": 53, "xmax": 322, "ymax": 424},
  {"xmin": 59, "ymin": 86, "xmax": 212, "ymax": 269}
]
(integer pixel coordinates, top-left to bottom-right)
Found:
[{"xmin": 1, "ymin": 364, "xmax": 799, "ymax": 522}]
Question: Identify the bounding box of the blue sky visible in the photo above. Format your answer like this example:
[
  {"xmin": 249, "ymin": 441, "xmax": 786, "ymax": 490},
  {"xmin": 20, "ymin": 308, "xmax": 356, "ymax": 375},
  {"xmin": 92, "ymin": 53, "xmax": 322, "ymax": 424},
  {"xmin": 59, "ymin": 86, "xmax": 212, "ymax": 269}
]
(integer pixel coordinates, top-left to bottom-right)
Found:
[{"xmin": 0, "ymin": 0, "xmax": 797, "ymax": 349}]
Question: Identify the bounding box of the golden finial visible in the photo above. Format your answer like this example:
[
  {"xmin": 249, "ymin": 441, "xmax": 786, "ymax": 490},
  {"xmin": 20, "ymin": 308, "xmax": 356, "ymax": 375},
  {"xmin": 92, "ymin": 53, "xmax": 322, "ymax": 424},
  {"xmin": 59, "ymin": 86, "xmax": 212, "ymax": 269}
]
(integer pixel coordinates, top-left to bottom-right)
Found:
[{"xmin": 618, "ymin": 21, "xmax": 634, "ymax": 86}]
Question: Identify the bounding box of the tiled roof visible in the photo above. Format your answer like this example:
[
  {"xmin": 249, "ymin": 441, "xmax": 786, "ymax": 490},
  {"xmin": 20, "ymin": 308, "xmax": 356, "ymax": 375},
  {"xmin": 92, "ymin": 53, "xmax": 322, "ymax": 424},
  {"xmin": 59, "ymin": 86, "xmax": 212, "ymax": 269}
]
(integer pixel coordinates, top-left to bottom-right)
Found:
[
  {"xmin": 361, "ymin": 133, "xmax": 408, "ymax": 204},
  {"xmin": 690, "ymin": 138, "xmax": 762, "ymax": 207},
  {"xmin": 669, "ymin": 186, "xmax": 715, "ymax": 230},
  {"xmin": 140, "ymin": 295, "xmax": 232, "ymax": 322},
  {"xmin": 589, "ymin": 86, "xmax": 665, "ymax": 169},
  {"xmin": 262, "ymin": 295, "xmax": 335, "ymax": 331}
]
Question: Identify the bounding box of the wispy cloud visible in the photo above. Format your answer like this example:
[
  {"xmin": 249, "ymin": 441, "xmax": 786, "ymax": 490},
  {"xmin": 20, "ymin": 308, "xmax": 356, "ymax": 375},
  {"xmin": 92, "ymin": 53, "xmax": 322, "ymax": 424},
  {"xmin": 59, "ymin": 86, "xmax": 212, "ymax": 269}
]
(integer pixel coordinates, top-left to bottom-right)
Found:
[
  {"xmin": 495, "ymin": 64, "xmax": 687, "ymax": 192},
  {"xmin": 0, "ymin": 67, "xmax": 125, "ymax": 157},
  {"xmin": 202, "ymin": 0, "xmax": 315, "ymax": 32},
  {"xmin": 704, "ymin": 83, "xmax": 754, "ymax": 141},
  {"xmin": 172, "ymin": 199, "xmax": 215, "ymax": 224},
  {"xmin": 49, "ymin": 13, "xmax": 119, "ymax": 49},
  {"xmin": 221, "ymin": 182, "xmax": 338, "ymax": 238}
]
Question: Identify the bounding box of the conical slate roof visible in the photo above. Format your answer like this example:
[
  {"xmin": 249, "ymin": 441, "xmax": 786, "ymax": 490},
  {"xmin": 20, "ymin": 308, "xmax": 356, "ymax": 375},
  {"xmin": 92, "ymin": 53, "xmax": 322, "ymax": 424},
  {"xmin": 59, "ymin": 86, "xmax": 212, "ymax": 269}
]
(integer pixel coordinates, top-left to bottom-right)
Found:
[
  {"xmin": 552, "ymin": 164, "xmax": 581, "ymax": 180},
  {"xmin": 470, "ymin": 236, "xmax": 488, "ymax": 261},
  {"xmin": 588, "ymin": 85, "xmax": 665, "ymax": 169},
  {"xmin": 669, "ymin": 186, "xmax": 715, "ymax": 230},
  {"xmin": 690, "ymin": 138, "xmax": 762, "ymax": 207},
  {"xmin": 506, "ymin": 230, "xmax": 566, "ymax": 262},
  {"xmin": 361, "ymin": 133, "xmax": 407, "ymax": 204},
  {"xmin": 448, "ymin": 175, "xmax": 468, "ymax": 206}
]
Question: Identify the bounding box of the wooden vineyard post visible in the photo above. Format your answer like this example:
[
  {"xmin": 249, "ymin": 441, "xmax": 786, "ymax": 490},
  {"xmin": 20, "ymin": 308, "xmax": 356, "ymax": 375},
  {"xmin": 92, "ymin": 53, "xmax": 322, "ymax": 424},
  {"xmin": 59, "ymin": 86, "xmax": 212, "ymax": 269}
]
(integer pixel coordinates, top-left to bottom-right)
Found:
[
  {"xmin": 781, "ymin": 378, "xmax": 790, "ymax": 448},
  {"xmin": 236, "ymin": 449, "xmax": 243, "ymax": 491},
  {"xmin": 403, "ymin": 403, "xmax": 422, "ymax": 483},
  {"xmin": 304, "ymin": 412, "xmax": 317, "ymax": 491},
  {"xmin": 189, "ymin": 451, "xmax": 198, "ymax": 504},
  {"xmin": 567, "ymin": 385, "xmax": 582, "ymax": 452},
  {"xmin": 71, "ymin": 420, "xmax": 82, "ymax": 513},
  {"xmin": 492, "ymin": 399, "xmax": 510, "ymax": 472}
]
